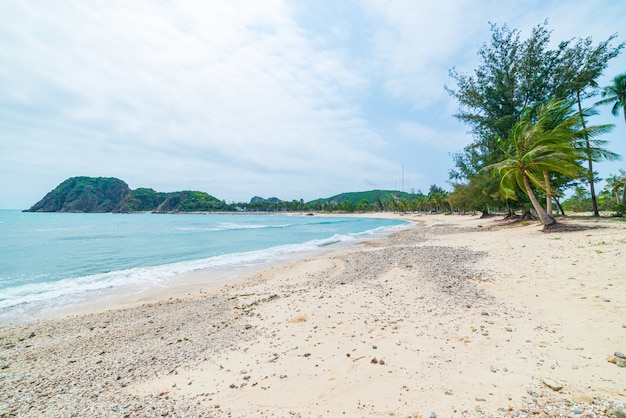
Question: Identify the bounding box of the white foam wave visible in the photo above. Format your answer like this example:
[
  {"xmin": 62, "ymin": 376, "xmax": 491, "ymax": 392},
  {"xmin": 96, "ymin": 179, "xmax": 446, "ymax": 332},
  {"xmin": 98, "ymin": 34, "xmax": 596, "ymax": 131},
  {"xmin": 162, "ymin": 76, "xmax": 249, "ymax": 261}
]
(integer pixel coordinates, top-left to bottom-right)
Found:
[
  {"xmin": 0, "ymin": 232, "xmax": 359, "ymax": 311},
  {"xmin": 177, "ymin": 222, "xmax": 291, "ymax": 232}
]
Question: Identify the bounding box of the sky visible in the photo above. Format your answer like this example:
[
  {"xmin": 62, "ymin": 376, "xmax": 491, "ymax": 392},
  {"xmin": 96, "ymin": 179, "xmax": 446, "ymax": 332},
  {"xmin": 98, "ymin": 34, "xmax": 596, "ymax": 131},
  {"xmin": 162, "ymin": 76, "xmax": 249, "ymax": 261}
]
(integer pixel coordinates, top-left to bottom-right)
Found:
[{"xmin": 1, "ymin": 1, "xmax": 625, "ymax": 209}]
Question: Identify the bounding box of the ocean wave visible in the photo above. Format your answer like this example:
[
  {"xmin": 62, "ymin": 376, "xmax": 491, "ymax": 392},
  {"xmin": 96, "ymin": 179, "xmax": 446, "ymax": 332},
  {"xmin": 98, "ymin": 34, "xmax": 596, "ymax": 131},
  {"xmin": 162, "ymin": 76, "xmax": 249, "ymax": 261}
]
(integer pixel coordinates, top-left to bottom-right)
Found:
[
  {"xmin": 0, "ymin": 231, "xmax": 363, "ymax": 311},
  {"xmin": 177, "ymin": 222, "xmax": 291, "ymax": 232}
]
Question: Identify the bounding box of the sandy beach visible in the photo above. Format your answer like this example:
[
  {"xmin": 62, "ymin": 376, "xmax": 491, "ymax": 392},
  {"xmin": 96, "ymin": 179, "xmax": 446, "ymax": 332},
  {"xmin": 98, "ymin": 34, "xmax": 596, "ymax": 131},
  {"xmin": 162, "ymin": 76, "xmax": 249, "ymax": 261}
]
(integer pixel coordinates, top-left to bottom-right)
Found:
[{"xmin": 1, "ymin": 213, "xmax": 625, "ymax": 417}]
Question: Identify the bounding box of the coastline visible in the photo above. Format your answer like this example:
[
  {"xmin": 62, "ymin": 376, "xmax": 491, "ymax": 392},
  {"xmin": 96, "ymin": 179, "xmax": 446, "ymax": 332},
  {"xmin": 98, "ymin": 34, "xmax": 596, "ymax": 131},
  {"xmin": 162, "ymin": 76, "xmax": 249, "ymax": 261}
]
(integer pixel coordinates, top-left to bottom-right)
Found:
[
  {"xmin": 1, "ymin": 213, "xmax": 625, "ymax": 417},
  {"xmin": 0, "ymin": 212, "xmax": 409, "ymax": 327}
]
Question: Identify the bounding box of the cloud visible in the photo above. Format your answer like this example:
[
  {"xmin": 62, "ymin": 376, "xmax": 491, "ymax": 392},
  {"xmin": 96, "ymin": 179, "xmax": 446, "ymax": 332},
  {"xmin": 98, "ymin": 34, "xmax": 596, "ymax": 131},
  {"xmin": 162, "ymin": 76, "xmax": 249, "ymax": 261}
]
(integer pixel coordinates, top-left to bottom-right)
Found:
[
  {"xmin": 1, "ymin": 0, "xmax": 401, "ymax": 205},
  {"xmin": 1, "ymin": 0, "xmax": 625, "ymax": 208}
]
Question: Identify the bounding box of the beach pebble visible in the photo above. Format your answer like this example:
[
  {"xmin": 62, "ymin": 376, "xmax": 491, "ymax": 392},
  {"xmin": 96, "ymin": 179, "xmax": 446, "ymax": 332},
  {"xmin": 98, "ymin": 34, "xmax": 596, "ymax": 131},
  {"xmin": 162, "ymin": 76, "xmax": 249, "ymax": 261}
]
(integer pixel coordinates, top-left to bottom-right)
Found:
[
  {"xmin": 429, "ymin": 412, "xmax": 436, "ymax": 418},
  {"xmin": 542, "ymin": 378, "xmax": 563, "ymax": 391},
  {"xmin": 615, "ymin": 351, "xmax": 626, "ymax": 359}
]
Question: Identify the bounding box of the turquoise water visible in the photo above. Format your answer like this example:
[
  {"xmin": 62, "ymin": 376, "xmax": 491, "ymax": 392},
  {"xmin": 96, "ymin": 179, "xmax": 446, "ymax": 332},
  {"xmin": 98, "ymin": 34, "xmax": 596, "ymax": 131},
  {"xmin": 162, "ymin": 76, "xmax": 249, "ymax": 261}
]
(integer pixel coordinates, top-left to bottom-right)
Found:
[{"xmin": 0, "ymin": 210, "xmax": 405, "ymax": 326}]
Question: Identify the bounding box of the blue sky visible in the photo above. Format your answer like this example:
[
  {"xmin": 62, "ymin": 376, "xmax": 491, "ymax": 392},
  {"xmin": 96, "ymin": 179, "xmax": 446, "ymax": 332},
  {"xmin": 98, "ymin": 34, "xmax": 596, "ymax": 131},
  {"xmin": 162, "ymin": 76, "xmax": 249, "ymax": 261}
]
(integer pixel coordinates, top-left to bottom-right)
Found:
[{"xmin": 1, "ymin": 0, "xmax": 625, "ymax": 209}]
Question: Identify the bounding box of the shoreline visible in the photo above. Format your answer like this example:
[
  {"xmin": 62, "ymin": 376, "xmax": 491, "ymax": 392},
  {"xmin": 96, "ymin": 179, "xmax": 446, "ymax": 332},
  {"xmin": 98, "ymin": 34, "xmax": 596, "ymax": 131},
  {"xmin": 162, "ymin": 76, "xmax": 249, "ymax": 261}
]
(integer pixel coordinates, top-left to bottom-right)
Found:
[
  {"xmin": 0, "ymin": 212, "xmax": 411, "ymax": 328},
  {"xmin": 1, "ymin": 213, "xmax": 625, "ymax": 417}
]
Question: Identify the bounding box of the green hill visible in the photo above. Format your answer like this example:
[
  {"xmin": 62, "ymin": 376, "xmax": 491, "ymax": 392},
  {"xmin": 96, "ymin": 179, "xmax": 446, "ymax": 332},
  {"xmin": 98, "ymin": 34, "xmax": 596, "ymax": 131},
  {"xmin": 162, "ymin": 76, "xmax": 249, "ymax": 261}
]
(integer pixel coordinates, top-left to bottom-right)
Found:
[
  {"xmin": 310, "ymin": 190, "xmax": 415, "ymax": 205},
  {"xmin": 26, "ymin": 177, "xmax": 227, "ymax": 213},
  {"xmin": 26, "ymin": 177, "xmax": 131, "ymax": 212}
]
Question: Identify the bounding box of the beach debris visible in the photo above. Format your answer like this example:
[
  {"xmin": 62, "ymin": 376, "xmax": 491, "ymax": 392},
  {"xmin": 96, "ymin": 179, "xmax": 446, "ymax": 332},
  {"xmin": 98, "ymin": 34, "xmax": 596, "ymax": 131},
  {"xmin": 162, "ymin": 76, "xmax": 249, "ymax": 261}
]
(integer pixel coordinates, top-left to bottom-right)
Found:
[
  {"xmin": 542, "ymin": 378, "xmax": 563, "ymax": 391},
  {"xmin": 267, "ymin": 353, "xmax": 279, "ymax": 362},
  {"xmin": 289, "ymin": 315, "xmax": 307, "ymax": 323}
]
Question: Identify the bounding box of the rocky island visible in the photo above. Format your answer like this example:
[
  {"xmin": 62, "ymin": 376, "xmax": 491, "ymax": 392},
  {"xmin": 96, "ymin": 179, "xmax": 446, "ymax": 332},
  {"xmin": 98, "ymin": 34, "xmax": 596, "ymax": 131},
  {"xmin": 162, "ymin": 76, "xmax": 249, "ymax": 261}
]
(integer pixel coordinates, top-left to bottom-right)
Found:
[{"xmin": 25, "ymin": 176, "xmax": 228, "ymax": 213}]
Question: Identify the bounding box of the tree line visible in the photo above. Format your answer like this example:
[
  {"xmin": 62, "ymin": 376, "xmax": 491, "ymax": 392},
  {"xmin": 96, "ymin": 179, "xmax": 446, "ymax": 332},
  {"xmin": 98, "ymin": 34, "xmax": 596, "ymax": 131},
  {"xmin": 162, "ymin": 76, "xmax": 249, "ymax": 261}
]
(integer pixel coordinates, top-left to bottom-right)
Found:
[
  {"xmin": 445, "ymin": 20, "xmax": 626, "ymax": 228},
  {"xmin": 240, "ymin": 185, "xmax": 452, "ymax": 214}
]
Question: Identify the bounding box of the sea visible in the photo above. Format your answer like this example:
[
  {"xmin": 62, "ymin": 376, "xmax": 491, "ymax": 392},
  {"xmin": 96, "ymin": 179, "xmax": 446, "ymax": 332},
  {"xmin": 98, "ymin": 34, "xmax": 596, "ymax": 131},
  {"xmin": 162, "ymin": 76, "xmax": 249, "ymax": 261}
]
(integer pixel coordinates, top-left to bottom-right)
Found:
[{"xmin": 0, "ymin": 210, "xmax": 407, "ymax": 327}]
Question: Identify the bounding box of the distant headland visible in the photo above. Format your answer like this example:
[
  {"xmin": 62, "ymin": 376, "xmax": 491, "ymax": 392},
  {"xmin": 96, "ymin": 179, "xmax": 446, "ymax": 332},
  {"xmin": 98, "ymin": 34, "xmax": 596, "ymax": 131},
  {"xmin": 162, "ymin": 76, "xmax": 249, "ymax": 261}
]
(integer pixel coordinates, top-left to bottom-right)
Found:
[{"xmin": 24, "ymin": 176, "xmax": 420, "ymax": 213}]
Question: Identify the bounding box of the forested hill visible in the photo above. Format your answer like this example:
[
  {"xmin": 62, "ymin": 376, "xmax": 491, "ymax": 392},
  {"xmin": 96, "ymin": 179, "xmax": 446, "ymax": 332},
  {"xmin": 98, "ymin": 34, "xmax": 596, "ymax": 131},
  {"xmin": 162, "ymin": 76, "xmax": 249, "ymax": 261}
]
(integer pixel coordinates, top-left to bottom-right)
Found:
[
  {"xmin": 311, "ymin": 190, "xmax": 414, "ymax": 205},
  {"xmin": 25, "ymin": 177, "xmax": 228, "ymax": 213}
]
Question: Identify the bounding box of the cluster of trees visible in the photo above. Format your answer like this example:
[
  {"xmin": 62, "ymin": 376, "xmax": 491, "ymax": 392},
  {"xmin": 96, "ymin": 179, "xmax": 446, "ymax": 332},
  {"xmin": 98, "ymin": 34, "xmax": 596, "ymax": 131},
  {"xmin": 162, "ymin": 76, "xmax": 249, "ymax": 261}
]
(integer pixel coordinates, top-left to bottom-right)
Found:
[
  {"xmin": 561, "ymin": 169, "xmax": 626, "ymax": 212},
  {"xmin": 240, "ymin": 186, "xmax": 452, "ymax": 214},
  {"xmin": 445, "ymin": 21, "xmax": 626, "ymax": 227}
]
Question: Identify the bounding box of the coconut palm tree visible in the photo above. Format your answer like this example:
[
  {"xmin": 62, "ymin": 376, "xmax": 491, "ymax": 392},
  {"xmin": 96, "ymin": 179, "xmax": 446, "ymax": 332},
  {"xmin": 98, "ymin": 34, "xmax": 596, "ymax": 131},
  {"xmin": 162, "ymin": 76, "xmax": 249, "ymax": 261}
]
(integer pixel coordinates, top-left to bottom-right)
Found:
[
  {"xmin": 604, "ymin": 170, "xmax": 626, "ymax": 206},
  {"xmin": 597, "ymin": 73, "xmax": 626, "ymax": 206},
  {"xmin": 487, "ymin": 99, "xmax": 613, "ymax": 227},
  {"xmin": 597, "ymin": 72, "xmax": 626, "ymax": 126}
]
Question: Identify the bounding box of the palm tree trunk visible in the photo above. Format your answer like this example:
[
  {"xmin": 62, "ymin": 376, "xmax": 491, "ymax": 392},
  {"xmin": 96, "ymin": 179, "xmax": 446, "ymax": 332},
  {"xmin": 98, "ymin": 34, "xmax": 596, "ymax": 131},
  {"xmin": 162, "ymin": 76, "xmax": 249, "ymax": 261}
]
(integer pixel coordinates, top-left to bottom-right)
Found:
[
  {"xmin": 543, "ymin": 170, "xmax": 552, "ymax": 216},
  {"xmin": 577, "ymin": 91, "xmax": 600, "ymax": 217},
  {"xmin": 554, "ymin": 196, "xmax": 565, "ymax": 216},
  {"xmin": 523, "ymin": 173, "xmax": 556, "ymax": 226}
]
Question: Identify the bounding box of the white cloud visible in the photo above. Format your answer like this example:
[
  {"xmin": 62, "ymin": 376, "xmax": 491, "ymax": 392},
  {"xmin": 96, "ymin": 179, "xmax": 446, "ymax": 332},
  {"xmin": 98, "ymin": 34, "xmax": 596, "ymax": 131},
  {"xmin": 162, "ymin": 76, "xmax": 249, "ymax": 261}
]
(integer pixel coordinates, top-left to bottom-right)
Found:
[
  {"xmin": 1, "ymin": 0, "xmax": 401, "ymax": 205},
  {"xmin": 1, "ymin": 0, "xmax": 625, "ymax": 208}
]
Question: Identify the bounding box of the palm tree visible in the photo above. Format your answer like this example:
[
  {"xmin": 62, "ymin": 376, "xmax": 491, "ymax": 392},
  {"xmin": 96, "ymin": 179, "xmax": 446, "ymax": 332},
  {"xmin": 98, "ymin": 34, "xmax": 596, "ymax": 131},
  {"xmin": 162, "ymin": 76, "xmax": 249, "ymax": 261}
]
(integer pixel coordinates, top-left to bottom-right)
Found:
[
  {"xmin": 597, "ymin": 72, "xmax": 626, "ymax": 125},
  {"xmin": 597, "ymin": 73, "xmax": 626, "ymax": 207},
  {"xmin": 604, "ymin": 169, "xmax": 626, "ymax": 208},
  {"xmin": 558, "ymin": 38, "xmax": 624, "ymax": 216},
  {"xmin": 487, "ymin": 99, "xmax": 611, "ymax": 227}
]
